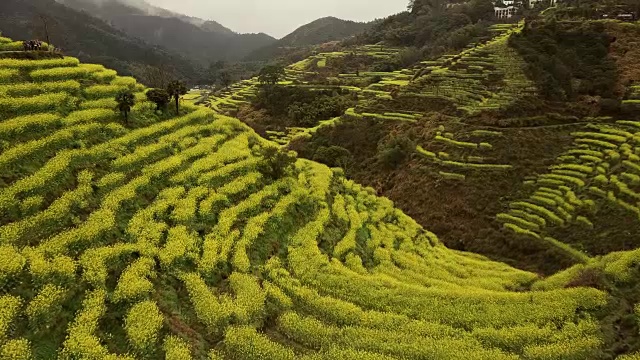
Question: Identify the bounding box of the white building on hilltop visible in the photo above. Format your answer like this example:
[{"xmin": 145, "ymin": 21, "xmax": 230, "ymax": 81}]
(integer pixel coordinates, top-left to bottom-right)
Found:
[
  {"xmin": 494, "ymin": 0, "xmax": 554, "ymax": 18},
  {"xmin": 495, "ymin": 6, "xmax": 517, "ymax": 18}
]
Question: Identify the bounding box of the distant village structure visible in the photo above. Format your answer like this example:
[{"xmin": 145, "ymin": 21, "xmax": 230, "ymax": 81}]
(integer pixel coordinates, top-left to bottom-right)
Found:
[
  {"xmin": 493, "ymin": 0, "xmax": 638, "ymax": 19},
  {"xmin": 493, "ymin": 0, "xmax": 555, "ymax": 18},
  {"xmin": 494, "ymin": 6, "xmax": 518, "ymax": 19}
]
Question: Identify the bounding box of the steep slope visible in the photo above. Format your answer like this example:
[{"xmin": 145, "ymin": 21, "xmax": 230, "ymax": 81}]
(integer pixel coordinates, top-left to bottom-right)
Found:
[
  {"xmin": 1, "ymin": 37, "xmax": 638, "ymax": 359},
  {"xmin": 245, "ymin": 17, "xmax": 373, "ymax": 61},
  {"xmin": 0, "ymin": 0, "xmax": 203, "ymax": 84},
  {"xmin": 57, "ymin": 0, "xmax": 276, "ymax": 64},
  {"xmin": 67, "ymin": 0, "xmax": 236, "ymax": 34},
  {"xmin": 221, "ymin": 14, "xmax": 640, "ymax": 283}
]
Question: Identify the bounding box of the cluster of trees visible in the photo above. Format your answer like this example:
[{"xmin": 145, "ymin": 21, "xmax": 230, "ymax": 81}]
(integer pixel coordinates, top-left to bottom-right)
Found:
[
  {"xmin": 548, "ymin": 0, "xmax": 639, "ymax": 19},
  {"xmin": 374, "ymin": 47, "xmax": 425, "ymax": 72},
  {"xmin": 350, "ymin": 0, "xmax": 497, "ymax": 59},
  {"xmin": 208, "ymin": 60, "xmax": 233, "ymax": 89},
  {"xmin": 115, "ymin": 80, "xmax": 188, "ymax": 124},
  {"xmin": 0, "ymin": 0, "xmax": 205, "ymax": 85},
  {"xmin": 239, "ymin": 63, "xmax": 354, "ymax": 128},
  {"xmin": 376, "ymin": 134, "xmax": 417, "ymax": 169},
  {"xmin": 255, "ymin": 145, "xmax": 298, "ymax": 180},
  {"xmin": 258, "ymin": 65, "xmax": 286, "ymax": 86},
  {"xmin": 206, "ymin": 60, "xmax": 279, "ymax": 90},
  {"xmin": 253, "ymin": 74, "xmax": 352, "ymax": 127},
  {"xmin": 509, "ymin": 20, "xmax": 618, "ymax": 100}
]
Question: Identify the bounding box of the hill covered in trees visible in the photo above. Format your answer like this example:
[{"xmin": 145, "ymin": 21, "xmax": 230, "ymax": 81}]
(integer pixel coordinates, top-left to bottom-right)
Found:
[
  {"xmin": 59, "ymin": 0, "xmax": 236, "ymax": 35},
  {"xmin": 245, "ymin": 17, "xmax": 374, "ymax": 62},
  {"xmin": 0, "ymin": 0, "xmax": 205, "ymax": 84},
  {"xmin": 57, "ymin": 0, "xmax": 277, "ymax": 64}
]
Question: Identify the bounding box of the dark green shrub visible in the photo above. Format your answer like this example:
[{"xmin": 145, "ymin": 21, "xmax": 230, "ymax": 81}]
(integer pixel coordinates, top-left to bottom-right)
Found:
[
  {"xmin": 254, "ymin": 86, "xmax": 351, "ymax": 127},
  {"xmin": 509, "ymin": 21, "xmax": 618, "ymax": 101},
  {"xmin": 145, "ymin": 88, "xmax": 170, "ymax": 111},
  {"xmin": 257, "ymin": 146, "xmax": 298, "ymax": 180},
  {"xmin": 599, "ymin": 98, "xmax": 621, "ymax": 114},
  {"xmin": 621, "ymin": 100, "xmax": 640, "ymax": 116},
  {"xmin": 377, "ymin": 135, "xmax": 416, "ymax": 169},
  {"xmin": 313, "ymin": 146, "xmax": 352, "ymax": 168},
  {"xmin": 370, "ymin": 75, "xmax": 383, "ymax": 84}
]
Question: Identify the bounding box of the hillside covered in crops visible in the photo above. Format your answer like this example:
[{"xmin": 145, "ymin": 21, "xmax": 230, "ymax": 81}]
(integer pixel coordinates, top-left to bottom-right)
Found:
[
  {"xmin": 3, "ymin": 0, "xmax": 640, "ymax": 354},
  {"xmin": 1, "ymin": 22, "xmax": 640, "ymax": 358},
  {"xmin": 203, "ymin": 15, "xmax": 640, "ymax": 276},
  {"xmin": 174, "ymin": 6, "xmax": 640, "ymax": 357}
]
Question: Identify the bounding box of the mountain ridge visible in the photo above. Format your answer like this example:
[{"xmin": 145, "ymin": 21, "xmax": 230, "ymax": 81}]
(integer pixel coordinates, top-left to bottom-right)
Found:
[
  {"xmin": 244, "ymin": 16, "xmax": 374, "ymax": 61},
  {"xmin": 56, "ymin": 0, "xmax": 237, "ymax": 35},
  {"xmin": 0, "ymin": 0, "xmax": 204, "ymax": 84},
  {"xmin": 56, "ymin": 0, "xmax": 277, "ymax": 64},
  {"xmin": 278, "ymin": 16, "xmax": 372, "ymax": 46}
]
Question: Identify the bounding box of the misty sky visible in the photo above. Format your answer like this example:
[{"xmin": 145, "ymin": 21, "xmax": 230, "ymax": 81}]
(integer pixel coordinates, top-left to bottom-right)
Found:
[{"xmin": 146, "ymin": 0, "xmax": 409, "ymax": 38}]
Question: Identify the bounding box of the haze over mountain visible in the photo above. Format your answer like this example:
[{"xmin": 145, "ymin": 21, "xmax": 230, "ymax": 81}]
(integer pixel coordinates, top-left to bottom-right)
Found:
[
  {"xmin": 56, "ymin": 0, "xmax": 235, "ymax": 34},
  {"xmin": 0, "ymin": 0, "xmax": 389, "ymax": 86},
  {"xmin": 146, "ymin": 0, "xmax": 409, "ymax": 38},
  {"xmin": 56, "ymin": 0, "xmax": 277, "ymax": 64},
  {"xmin": 0, "ymin": 0, "xmax": 204, "ymax": 83}
]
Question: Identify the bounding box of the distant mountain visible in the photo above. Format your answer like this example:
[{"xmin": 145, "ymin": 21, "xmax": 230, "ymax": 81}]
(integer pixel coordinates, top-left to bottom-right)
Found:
[
  {"xmin": 57, "ymin": 0, "xmax": 277, "ymax": 64},
  {"xmin": 57, "ymin": 0, "xmax": 236, "ymax": 35},
  {"xmin": 278, "ymin": 17, "xmax": 373, "ymax": 47},
  {"xmin": 0, "ymin": 0, "xmax": 204, "ymax": 84},
  {"xmin": 245, "ymin": 17, "xmax": 373, "ymax": 61},
  {"xmin": 199, "ymin": 20, "xmax": 235, "ymax": 35}
]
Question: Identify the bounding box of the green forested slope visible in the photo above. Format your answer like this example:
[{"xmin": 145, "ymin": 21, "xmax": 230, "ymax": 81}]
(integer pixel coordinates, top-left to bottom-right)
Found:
[
  {"xmin": 2, "ymin": 35, "xmax": 640, "ymax": 359},
  {"xmin": 0, "ymin": 0, "xmax": 205, "ymax": 84},
  {"xmin": 245, "ymin": 17, "xmax": 372, "ymax": 62},
  {"xmin": 57, "ymin": 0, "xmax": 276, "ymax": 65}
]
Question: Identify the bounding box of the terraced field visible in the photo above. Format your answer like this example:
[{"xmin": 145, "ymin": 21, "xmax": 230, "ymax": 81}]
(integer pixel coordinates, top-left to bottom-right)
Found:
[
  {"xmin": 191, "ymin": 80, "xmax": 259, "ymax": 114},
  {"xmin": 189, "ymin": 44, "xmax": 411, "ymax": 145},
  {"xmin": 416, "ymin": 126, "xmax": 512, "ymax": 181},
  {"xmin": 280, "ymin": 21, "xmax": 640, "ymax": 283},
  {"xmin": 405, "ymin": 23, "xmax": 535, "ymax": 114},
  {"xmin": 624, "ymin": 85, "xmax": 640, "ymax": 114},
  {"xmin": 498, "ymin": 121, "xmax": 640, "ymax": 256},
  {"xmin": 3, "ymin": 37, "xmax": 640, "ymax": 359},
  {"xmin": 233, "ymin": 23, "xmax": 530, "ymax": 146}
]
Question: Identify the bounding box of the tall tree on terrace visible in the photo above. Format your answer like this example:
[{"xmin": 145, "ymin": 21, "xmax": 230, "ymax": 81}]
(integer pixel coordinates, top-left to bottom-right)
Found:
[
  {"xmin": 209, "ymin": 60, "xmax": 225, "ymax": 83},
  {"xmin": 115, "ymin": 90, "xmax": 135, "ymax": 124},
  {"xmin": 146, "ymin": 88, "xmax": 170, "ymax": 111},
  {"xmin": 167, "ymin": 80, "xmax": 188, "ymax": 114},
  {"xmin": 218, "ymin": 71, "xmax": 233, "ymax": 89},
  {"xmin": 409, "ymin": 0, "xmax": 448, "ymax": 15},
  {"xmin": 258, "ymin": 64, "xmax": 285, "ymax": 86}
]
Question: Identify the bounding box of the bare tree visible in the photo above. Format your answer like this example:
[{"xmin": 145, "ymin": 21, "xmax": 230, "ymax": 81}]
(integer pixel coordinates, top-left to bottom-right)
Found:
[
  {"xmin": 39, "ymin": 14, "xmax": 51, "ymax": 45},
  {"xmin": 140, "ymin": 64, "xmax": 171, "ymax": 89}
]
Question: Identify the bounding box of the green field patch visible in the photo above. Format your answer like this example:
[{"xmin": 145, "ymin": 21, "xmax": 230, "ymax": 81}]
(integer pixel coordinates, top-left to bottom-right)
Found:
[
  {"xmin": 380, "ymin": 80, "xmax": 410, "ymax": 86},
  {"xmin": 435, "ymin": 136, "xmax": 478, "ymax": 149},
  {"xmin": 361, "ymin": 113, "xmax": 417, "ymax": 122},
  {"xmin": 439, "ymin": 171, "xmax": 466, "ymax": 180}
]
